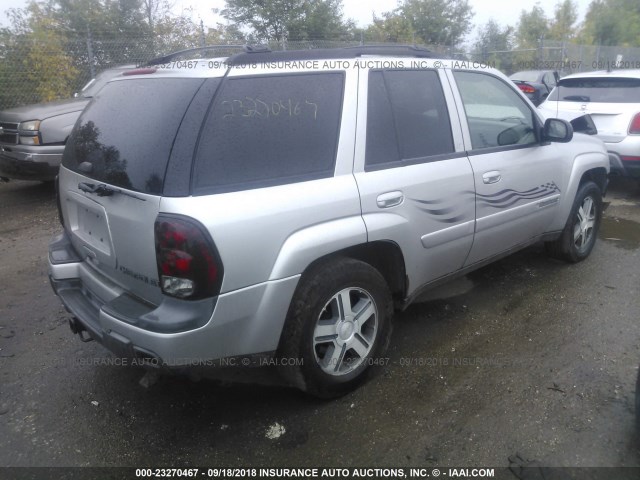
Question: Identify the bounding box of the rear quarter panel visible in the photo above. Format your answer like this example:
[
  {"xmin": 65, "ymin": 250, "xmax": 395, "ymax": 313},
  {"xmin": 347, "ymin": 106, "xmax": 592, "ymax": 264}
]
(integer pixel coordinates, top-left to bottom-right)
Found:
[
  {"xmin": 159, "ymin": 175, "xmax": 365, "ymax": 293},
  {"xmin": 160, "ymin": 66, "xmax": 363, "ymax": 293}
]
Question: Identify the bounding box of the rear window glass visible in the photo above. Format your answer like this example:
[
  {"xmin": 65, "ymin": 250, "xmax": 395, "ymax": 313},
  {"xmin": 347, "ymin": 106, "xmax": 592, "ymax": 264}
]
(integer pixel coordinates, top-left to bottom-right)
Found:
[
  {"xmin": 63, "ymin": 78, "xmax": 203, "ymax": 194},
  {"xmin": 548, "ymin": 77, "xmax": 640, "ymax": 103},
  {"xmin": 192, "ymin": 72, "xmax": 344, "ymax": 194}
]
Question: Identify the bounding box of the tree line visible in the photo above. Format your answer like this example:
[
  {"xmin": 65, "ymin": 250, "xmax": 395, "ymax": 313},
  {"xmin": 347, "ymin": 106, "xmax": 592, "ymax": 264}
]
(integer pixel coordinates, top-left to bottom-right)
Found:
[
  {"xmin": 475, "ymin": 0, "xmax": 640, "ymax": 60},
  {"xmin": 1, "ymin": 0, "xmax": 639, "ymax": 108}
]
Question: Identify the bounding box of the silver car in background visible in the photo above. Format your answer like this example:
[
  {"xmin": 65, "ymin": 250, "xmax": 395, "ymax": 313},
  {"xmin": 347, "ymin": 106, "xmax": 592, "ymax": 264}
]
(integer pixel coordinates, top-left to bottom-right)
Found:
[
  {"xmin": 539, "ymin": 69, "xmax": 640, "ymax": 182},
  {"xmin": 0, "ymin": 65, "xmax": 133, "ymax": 182}
]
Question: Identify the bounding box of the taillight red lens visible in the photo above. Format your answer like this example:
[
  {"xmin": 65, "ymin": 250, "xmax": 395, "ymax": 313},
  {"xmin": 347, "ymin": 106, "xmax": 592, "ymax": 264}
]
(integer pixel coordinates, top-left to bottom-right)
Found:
[
  {"xmin": 629, "ymin": 113, "xmax": 640, "ymax": 134},
  {"xmin": 517, "ymin": 84, "xmax": 536, "ymax": 94},
  {"xmin": 154, "ymin": 215, "xmax": 223, "ymax": 300}
]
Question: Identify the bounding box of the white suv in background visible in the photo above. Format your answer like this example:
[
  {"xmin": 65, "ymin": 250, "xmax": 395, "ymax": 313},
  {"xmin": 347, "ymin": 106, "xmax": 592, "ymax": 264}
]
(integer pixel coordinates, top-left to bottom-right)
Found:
[{"xmin": 540, "ymin": 69, "xmax": 640, "ymax": 183}]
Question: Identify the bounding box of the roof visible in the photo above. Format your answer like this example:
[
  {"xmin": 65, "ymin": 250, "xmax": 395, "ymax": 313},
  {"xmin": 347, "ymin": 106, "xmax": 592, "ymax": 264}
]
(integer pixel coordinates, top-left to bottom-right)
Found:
[
  {"xmin": 145, "ymin": 45, "xmax": 440, "ymax": 67},
  {"xmin": 562, "ymin": 69, "xmax": 640, "ymax": 80},
  {"xmin": 510, "ymin": 70, "xmax": 553, "ymax": 76}
]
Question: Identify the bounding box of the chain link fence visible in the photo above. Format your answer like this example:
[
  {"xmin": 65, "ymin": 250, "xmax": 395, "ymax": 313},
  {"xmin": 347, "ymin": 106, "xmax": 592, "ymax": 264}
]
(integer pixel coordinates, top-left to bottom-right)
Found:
[
  {"xmin": 0, "ymin": 36, "xmax": 180, "ymax": 109},
  {"xmin": 2, "ymin": 34, "xmax": 640, "ymax": 110},
  {"xmin": 465, "ymin": 39, "xmax": 640, "ymax": 77}
]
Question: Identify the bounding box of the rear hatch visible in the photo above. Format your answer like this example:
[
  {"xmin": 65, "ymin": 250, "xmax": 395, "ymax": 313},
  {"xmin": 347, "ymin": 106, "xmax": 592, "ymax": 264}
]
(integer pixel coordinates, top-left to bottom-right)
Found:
[
  {"xmin": 59, "ymin": 74, "xmax": 205, "ymax": 305},
  {"xmin": 544, "ymin": 76, "xmax": 640, "ymax": 143}
]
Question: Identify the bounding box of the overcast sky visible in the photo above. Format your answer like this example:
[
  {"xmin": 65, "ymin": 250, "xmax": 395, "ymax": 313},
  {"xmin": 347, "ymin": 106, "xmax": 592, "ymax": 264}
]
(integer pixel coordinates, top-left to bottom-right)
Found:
[{"xmin": 0, "ymin": 0, "xmax": 588, "ymax": 44}]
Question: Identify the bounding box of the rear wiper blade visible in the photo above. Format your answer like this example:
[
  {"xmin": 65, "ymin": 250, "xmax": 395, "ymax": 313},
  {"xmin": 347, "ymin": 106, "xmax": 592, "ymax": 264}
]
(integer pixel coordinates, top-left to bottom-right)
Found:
[
  {"xmin": 78, "ymin": 182, "xmax": 113, "ymax": 196},
  {"xmin": 78, "ymin": 182, "xmax": 146, "ymax": 201},
  {"xmin": 563, "ymin": 95, "xmax": 590, "ymax": 102}
]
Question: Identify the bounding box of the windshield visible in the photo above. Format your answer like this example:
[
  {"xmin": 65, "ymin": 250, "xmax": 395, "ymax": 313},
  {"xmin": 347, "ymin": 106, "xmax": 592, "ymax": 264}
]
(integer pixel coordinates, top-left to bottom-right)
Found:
[
  {"xmin": 548, "ymin": 77, "xmax": 640, "ymax": 103},
  {"xmin": 510, "ymin": 71, "xmax": 540, "ymax": 83}
]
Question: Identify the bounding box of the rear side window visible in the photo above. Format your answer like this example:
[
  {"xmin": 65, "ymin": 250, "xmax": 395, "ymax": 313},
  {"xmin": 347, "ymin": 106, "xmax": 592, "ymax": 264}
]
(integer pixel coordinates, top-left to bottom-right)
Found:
[
  {"xmin": 64, "ymin": 78, "xmax": 203, "ymax": 194},
  {"xmin": 193, "ymin": 72, "xmax": 344, "ymax": 194},
  {"xmin": 365, "ymin": 70, "xmax": 454, "ymax": 169},
  {"xmin": 548, "ymin": 77, "xmax": 640, "ymax": 103}
]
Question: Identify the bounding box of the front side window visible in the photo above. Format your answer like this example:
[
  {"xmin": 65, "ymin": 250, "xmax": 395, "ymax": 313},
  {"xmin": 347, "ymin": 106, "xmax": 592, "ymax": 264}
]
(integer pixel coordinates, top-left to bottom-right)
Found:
[
  {"xmin": 193, "ymin": 72, "xmax": 344, "ymax": 194},
  {"xmin": 365, "ymin": 69, "xmax": 454, "ymax": 168},
  {"xmin": 453, "ymin": 71, "xmax": 537, "ymax": 150}
]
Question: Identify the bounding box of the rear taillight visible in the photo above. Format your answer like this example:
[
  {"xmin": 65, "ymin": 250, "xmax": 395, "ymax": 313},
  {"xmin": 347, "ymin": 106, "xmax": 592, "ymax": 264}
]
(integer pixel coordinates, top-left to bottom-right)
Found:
[
  {"xmin": 628, "ymin": 113, "xmax": 640, "ymax": 134},
  {"xmin": 154, "ymin": 215, "xmax": 223, "ymax": 300},
  {"xmin": 517, "ymin": 84, "xmax": 536, "ymax": 94}
]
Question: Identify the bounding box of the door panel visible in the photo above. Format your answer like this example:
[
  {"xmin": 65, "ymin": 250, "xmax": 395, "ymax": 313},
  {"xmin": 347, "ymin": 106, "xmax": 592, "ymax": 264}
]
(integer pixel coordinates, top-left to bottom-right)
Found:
[
  {"xmin": 354, "ymin": 67, "xmax": 475, "ymax": 295},
  {"xmin": 357, "ymin": 159, "xmax": 476, "ymax": 289},
  {"xmin": 465, "ymin": 147, "xmax": 562, "ymax": 265},
  {"xmin": 448, "ymin": 70, "xmax": 564, "ymax": 266}
]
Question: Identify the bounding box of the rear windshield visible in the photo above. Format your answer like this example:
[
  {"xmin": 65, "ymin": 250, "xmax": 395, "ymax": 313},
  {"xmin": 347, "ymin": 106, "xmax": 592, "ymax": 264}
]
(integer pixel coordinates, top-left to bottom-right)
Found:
[
  {"xmin": 548, "ymin": 77, "xmax": 640, "ymax": 103},
  {"xmin": 63, "ymin": 78, "xmax": 203, "ymax": 194}
]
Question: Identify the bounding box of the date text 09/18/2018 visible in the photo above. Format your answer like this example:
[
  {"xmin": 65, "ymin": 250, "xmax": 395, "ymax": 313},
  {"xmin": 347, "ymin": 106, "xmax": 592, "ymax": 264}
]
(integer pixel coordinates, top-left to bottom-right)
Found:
[{"xmin": 135, "ymin": 467, "xmax": 496, "ymax": 478}]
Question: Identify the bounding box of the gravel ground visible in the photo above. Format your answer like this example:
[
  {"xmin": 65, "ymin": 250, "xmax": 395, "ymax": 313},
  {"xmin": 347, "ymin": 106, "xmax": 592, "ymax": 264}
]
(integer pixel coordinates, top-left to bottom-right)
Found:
[{"xmin": 0, "ymin": 176, "xmax": 639, "ymax": 474}]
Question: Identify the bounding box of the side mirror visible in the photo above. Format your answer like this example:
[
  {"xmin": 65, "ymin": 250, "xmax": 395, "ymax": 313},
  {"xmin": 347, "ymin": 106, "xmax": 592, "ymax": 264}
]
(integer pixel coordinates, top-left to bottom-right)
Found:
[{"xmin": 543, "ymin": 118, "xmax": 573, "ymax": 143}]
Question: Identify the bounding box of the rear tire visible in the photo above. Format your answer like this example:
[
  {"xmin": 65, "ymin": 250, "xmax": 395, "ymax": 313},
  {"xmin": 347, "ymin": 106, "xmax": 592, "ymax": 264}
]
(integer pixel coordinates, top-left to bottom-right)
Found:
[
  {"xmin": 277, "ymin": 258, "xmax": 393, "ymax": 398},
  {"xmin": 545, "ymin": 181, "xmax": 602, "ymax": 263}
]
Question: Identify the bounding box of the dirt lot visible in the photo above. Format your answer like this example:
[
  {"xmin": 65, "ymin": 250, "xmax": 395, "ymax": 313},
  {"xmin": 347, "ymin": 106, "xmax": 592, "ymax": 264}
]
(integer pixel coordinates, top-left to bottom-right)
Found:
[{"xmin": 0, "ymin": 176, "xmax": 639, "ymax": 473}]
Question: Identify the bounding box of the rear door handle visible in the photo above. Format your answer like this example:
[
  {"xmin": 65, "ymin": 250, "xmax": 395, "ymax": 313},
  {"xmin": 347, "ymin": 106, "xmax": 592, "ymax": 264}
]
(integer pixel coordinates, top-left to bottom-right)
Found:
[
  {"xmin": 482, "ymin": 171, "xmax": 502, "ymax": 184},
  {"xmin": 376, "ymin": 191, "xmax": 404, "ymax": 208}
]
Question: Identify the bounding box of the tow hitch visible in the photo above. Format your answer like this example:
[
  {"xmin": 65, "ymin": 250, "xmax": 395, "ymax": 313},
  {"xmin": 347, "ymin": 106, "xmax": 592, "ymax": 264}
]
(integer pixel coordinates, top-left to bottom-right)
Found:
[{"xmin": 69, "ymin": 317, "xmax": 93, "ymax": 343}]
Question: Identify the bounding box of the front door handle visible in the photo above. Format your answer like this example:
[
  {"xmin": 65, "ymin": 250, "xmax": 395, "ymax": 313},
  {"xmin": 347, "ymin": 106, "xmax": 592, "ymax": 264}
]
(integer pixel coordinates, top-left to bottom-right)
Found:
[
  {"xmin": 376, "ymin": 191, "xmax": 404, "ymax": 208},
  {"xmin": 482, "ymin": 171, "xmax": 502, "ymax": 184}
]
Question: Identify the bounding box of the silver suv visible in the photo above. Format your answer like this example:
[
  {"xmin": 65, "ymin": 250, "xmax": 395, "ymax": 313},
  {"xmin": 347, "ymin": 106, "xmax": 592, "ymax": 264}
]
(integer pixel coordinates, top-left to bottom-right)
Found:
[{"xmin": 48, "ymin": 46, "xmax": 610, "ymax": 397}]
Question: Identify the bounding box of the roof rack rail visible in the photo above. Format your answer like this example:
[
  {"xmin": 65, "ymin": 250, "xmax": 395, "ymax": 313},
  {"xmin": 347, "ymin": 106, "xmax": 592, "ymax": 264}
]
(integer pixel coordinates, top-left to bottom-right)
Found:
[
  {"xmin": 243, "ymin": 45, "xmax": 272, "ymax": 53},
  {"xmin": 145, "ymin": 45, "xmax": 249, "ymax": 66},
  {"xmin": 226, "ymin": 45, "xmax": 439, "ymax": 66},
  {"xmin": 344, "ymin": 44, "xmax": 431, "ymax": 53}
]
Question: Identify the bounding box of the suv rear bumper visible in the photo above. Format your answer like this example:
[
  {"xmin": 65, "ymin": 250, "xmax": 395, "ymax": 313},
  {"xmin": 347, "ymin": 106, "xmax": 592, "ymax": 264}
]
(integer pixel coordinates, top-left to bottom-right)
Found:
[
  {"xmin": 608, "ymin": 151, "xmax": 640, "ymax": 178},
  {"xmin": 48, "ymin": 231, "xmax": 300, "ymax": 368},
  {"xmin": 0, "ymin": 144, "xmax": 62, "ymax": 181}
]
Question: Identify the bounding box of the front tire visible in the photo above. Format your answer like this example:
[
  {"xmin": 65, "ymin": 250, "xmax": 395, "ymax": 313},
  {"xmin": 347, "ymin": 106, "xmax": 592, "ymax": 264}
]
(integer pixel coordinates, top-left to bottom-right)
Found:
[
  {"xmin": 546, "ymin": 181, "xmax": 602, "ymax": 263},
  {"xmin": 277, "ymin": 258, "xmax": 393, "ymax": 398}
]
